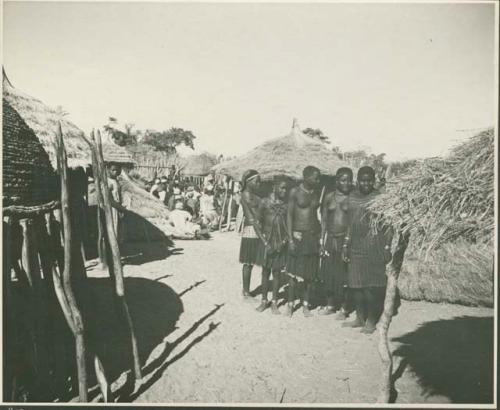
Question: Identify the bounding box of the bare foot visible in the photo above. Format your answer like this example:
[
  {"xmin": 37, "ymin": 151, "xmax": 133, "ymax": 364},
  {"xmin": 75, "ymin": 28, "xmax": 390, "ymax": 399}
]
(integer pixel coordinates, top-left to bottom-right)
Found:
[
  {"xmin": 256, "ymin": 301, "xmax": 269, "ymax": 312},
  {"xmin": 318, "ymin": 306, "xmax": 336, "ymax": 316},
  {"xmin": 271, "ymin": 302, "xmax": 281, "ymax": 315},
  {"xmin": 242, "ymin": 291, "xmax": 253, "ymax": 301},
  {"xmin": 286, "ymin": 304, "xmax": 293, "ymax": 317},
  {"xmin": 342, "ymin": 318, "xmax": 364, "ymax": 328},
  {"xmin": 361, "ymin": 320, "xmax": 377, "ymax": 334},
  {"xmin": 303, "ymin": 305, "xmax": 313, "ymax": 317},
  {"xmin": 335, "ymin": 311, "xmax": 348, "ymax": 321}
]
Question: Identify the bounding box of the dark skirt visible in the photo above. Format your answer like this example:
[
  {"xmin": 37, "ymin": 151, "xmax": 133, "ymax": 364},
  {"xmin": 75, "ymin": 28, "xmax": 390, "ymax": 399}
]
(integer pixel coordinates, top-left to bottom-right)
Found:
[
  {"xmin": 347, "ymin": 236, "xmax": 387, "ymax": 288},
  {"xmin": 319, "ymin": 234, "xmax": 347, "ymax": 299},
  {"xmin": 286, "ymin": 230, "xmax": 320, "ymax": 281},
  {"xmin": 256, "ymin": 241, "xmax": 288, "ymax": 271},
  {"xmin": 239, "ymin": 237, "xmax": 262, "ymax": 266}
]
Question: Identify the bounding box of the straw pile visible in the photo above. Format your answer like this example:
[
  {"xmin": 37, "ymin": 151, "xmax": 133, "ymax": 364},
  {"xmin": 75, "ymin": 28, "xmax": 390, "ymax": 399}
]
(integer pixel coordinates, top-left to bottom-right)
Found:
[
  {"xmin": 212, "ymin": 120, "xmax": 348, "ymax": 180},
  {"xmin": 369, "ymin": 128, "xmax": 495, "ymax": 306}
]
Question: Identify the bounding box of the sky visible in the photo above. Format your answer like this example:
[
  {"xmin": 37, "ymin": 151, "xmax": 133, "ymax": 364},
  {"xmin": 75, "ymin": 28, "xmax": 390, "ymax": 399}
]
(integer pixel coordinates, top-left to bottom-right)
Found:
[{"xmin": 2, "ymin": 1, "xmax": 497, "ymax": 161}]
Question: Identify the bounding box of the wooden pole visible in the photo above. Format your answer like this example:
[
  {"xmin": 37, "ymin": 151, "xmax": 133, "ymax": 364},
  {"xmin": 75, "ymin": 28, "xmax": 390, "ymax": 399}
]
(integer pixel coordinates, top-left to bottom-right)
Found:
[
  {"xmin": 56, "ymin": 123, "xmax": 88, "ymax": 402},
  {"xmin": 218, "ymin": 184, "xmax": 229, "ymax": 231},
  {"xmin": 377, "ymin": 230, "xmax": 410, "ymax": 403},
  {"xmin": 91, "ymin": 130, "xmax": 142, "ymax": 381}
]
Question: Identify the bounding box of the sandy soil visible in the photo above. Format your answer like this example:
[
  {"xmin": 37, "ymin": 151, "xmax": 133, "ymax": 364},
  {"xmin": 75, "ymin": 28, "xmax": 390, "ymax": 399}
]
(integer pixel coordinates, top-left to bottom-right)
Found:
[{"xmin": 86, "ymin": 231, "xmax": 494, "ymax": 405}]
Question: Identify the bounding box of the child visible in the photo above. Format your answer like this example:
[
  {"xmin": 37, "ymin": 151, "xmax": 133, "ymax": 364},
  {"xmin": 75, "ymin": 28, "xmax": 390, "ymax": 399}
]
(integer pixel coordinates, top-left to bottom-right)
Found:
[
  {"xmin": 319, "ymin": 167, "xmax": 353, "ymax": 317},
  {"xmin": 255, "ymin": 177, "xmax": 289, "ymax": 314},
  {"xmin": 342, "ymin": 166, "xmax": 393, "ymax": 334},
  {"xmin": 107, "ymin": 163, "xmax": 128, "ymax": 245},
  {"xmin": 286, "ymin": 166, "xmax": 322, "ymax": 317}
]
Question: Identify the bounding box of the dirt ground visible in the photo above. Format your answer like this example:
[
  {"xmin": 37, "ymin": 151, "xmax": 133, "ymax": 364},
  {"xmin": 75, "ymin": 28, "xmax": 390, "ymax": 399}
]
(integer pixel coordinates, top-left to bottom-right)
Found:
[{"xmin": 86, "ymin": 231, "xmax": 494, "ymax": 405}]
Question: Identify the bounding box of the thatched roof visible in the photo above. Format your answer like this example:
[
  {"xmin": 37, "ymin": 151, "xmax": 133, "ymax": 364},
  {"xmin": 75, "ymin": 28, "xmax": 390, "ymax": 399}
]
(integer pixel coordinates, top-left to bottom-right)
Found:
[
  {"xmin": 2, "ymin": 99, "xmax": 58, "ymax": 211},
  {"xmin": 3, "ymin": 72, "xmax": 135, "ymax": 168},
  {"xmin": 181, "ymin": 152, "xmax": 218, "ymax": 176},
  {"xmin": 3, "ymin": 72, "xmax": 91, "ymax": 168},
  {"xmin": 211, "ymin": 119, "xmax": 348, "ymax": 180},
  {"xmin": 370, "ymin": 127, "xmax": 495, "ymax": 251}
]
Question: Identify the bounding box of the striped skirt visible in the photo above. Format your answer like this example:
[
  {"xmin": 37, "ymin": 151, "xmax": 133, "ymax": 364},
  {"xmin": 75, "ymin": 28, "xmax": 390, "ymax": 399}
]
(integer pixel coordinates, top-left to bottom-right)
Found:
[
  {"xmin": 239, "ymin": 225, "xmax": 262, "ymax": 266},
  {"xmin": 319, "ymin": 234, "xmax": 347, "ymax": 299}
]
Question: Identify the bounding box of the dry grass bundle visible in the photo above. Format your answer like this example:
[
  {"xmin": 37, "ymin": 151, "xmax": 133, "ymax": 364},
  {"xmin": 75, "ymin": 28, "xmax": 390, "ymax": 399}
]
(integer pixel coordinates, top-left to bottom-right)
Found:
[
  {"xmin": 399, "ymin": 241, "xmax": 493, "ymax": 307},
  {"xmin": 370, "ymin": 128, "xmax": 495, "ymax": 252}
]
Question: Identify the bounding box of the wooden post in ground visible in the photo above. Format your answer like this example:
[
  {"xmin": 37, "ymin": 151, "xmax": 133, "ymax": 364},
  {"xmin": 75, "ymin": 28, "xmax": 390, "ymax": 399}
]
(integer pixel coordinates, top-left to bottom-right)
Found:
[
  {"xmin": 377, "ymin": 230, "xmax": 410, "ymax": 403},
  {"xmin": 55, "ymin": 123, "xmax": 88, "ymax": 402},
  {"xmin": 90, "ymin": 129, "xmax": 142, "ymax": 381},
  {"xmin": 218, "ymin": 183, "xmax": 229, "ymax": 231}
]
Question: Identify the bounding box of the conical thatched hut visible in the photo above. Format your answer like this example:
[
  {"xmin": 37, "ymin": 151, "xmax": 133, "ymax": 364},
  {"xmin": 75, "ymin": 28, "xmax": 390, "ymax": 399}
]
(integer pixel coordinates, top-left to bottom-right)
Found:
[
  {"xmin": 212, "ymin": 119, "xmax": 348, "ymax": 181},
  {"xmin": 181, "ymin": 152, "xmax": 218, "ymax": 176},
  {"xmin": 3, "ymin": 72, "xmax": 91, "ymax": 169},
  {"xmin": 2, "ymin": 99, "xmax": 58, "ymax": 214}
]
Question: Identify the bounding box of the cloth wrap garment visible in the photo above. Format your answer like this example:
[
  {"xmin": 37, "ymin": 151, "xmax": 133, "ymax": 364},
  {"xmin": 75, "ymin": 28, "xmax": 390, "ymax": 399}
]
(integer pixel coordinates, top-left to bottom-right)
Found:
[
  {"xmin": 286, "ymin": 229, "xmax": 320, "ymax": 281},
  {"xmin": 256, "ymin": 195, "xmax": 289, "ymax": 271}
]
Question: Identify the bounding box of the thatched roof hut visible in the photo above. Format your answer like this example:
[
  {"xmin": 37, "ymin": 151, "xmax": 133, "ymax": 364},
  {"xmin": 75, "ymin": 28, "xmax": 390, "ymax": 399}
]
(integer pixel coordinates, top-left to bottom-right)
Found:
[
  {"xmin": 181, "ymin": 152, "xmax": 218, "ymax": 176},
  {"xmin": 3, "ymin": 72, "xmax": 91, "ymax": 169},
  {"xmin": 3, "ymin": 72, "xmax": 135, "ymax": 169},
  {"xmin": 2, "ymin": 99, "xmax": 58, "ymax": 215},
  {"xmin": 211, "ymin": 119, "xmax": 348, "ymax": 180}
]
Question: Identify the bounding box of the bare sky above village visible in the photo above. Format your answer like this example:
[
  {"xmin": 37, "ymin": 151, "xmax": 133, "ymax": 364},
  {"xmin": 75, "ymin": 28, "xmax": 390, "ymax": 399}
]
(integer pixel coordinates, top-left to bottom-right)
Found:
[{"xmin": 3, "ymin": 1, "xmax": 497, "ymax": 161}]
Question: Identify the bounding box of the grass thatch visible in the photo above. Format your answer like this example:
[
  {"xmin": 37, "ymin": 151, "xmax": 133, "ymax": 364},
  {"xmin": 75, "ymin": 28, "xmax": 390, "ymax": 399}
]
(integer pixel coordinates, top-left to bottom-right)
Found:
[
  {"xmin": 369, "ymin": 128, "xmax": 495, "ymax": 306},
  {"xmin": 181, "ymin": 152, "xmax": 218, "ymax": 176},
  {"xmin": 370, "ymin": 128, "xmax": 495, "ymax": 252},
  {"xmin": 399, "ymin": 241, "xmax": 493, "ymax": 307},
  {"xmin": 3, "ymin": 77, "xmax": 91, "ymax": 168},
  {"xmin": 212, "ymin": 122, "xmax": 348, "ymax": 180}
]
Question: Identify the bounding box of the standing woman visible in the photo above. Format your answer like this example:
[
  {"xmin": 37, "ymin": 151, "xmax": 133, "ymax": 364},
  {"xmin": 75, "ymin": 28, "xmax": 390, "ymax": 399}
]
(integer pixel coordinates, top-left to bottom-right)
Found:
[
  {"xmin": 318, "ymin": 167, "xmax": 353, "ymax": 317},
  {"xmin": 239, "ymin": 169, "xmax": 267, "ymax": 298},
  {"xmin": 342, "ymin": 166, "xmax": 393, "ymax": 334}
]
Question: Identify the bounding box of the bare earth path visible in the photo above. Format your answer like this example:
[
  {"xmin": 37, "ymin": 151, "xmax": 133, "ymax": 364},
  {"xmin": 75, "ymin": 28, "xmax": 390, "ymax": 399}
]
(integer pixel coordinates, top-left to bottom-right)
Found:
[{"xmin": 88, "ymin": 232, "xmax": 494, "ymax": 404}]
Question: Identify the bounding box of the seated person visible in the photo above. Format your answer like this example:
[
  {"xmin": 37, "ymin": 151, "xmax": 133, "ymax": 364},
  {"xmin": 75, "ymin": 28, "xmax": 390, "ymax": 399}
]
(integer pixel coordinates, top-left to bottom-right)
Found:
[
  {"xmin": 200, "ymin": 186, "xmax": 219, "ymax": 230},
  {"xmin": 169, "ymin": 200, "xmax": 202, "ymax": 238},
  {"xmin": 168, "ymin": 186, "xmax": 185, "ymax": 210},
  {"xmin": 150, "ymin": 178, "xmax": 161, "ymax": 198},
  {"xmin": 185, "ymin": 186, "xmax": 200, "ymax": 217}
]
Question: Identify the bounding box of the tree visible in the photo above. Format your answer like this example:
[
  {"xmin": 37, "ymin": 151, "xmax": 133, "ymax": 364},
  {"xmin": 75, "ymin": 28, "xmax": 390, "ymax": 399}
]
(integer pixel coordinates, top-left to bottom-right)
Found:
[
  {"xmin": 142, "ymin": 127, "xmax": 196, "ymax": 154},
  {"xmin": 104, "ymin": 117, "xmax": 137, "ymax": 146},
  {"xmin": 302, "ymin": 127, "xmax": 330, "ymax": 144}
]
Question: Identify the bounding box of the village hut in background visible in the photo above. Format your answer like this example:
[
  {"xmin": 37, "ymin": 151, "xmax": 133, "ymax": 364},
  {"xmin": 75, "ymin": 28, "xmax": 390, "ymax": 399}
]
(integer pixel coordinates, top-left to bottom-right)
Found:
[
  {"xmin": 211, "ymin": 119, "xmax": 349, "ymax": 181},
  {"xmin": 212, "ymin": 119, "xmax": 349, "ymax": 230},
  {"xmin": 179, "ymin": 152, "xmax": 218, "ymax": 187}
]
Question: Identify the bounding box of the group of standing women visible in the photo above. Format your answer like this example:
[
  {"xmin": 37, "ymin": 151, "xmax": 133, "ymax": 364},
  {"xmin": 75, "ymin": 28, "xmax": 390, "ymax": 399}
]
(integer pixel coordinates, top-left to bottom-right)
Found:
[{"xmin": 238, "ymin": 165, "xmax": 394, "ymax": 334}]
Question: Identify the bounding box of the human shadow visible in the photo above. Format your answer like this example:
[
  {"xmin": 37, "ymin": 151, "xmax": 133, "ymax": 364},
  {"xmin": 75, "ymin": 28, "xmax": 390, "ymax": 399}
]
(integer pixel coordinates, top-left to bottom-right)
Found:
[
  {"xmin": 392, "ymin": 315, "xmax": 494, "ymax": 404},
  {"xmin": 115, "ymin": 303, "xmax": 225, "ymax": 402}
]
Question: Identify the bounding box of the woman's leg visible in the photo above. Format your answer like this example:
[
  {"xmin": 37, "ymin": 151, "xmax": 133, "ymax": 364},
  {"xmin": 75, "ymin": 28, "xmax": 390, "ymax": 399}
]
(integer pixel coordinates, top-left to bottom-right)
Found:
[
  {"xmin": 302, "ymin": 281, "xmax": 313, "ymax": 317},
  {"xmin": 286, "ymin": 276, "xmax": 296, "ymax": 316},
  {"xmin": 271, "ymin": 270, "xmax": 281, "ymax": 314},
  {"xmin": 342, "ymin": 289, "xmax": 365, "ymax": 327},
  {"xmin": 256, "ymin": 268, "xmax": 271, "ymax": 312},
  {"xmin": 242, "ymin": 263, "xmax": 252, "ymax": 297},
  {"xmin": 361, "ymin": 288, "xmax": 378, "ymax": 333}
]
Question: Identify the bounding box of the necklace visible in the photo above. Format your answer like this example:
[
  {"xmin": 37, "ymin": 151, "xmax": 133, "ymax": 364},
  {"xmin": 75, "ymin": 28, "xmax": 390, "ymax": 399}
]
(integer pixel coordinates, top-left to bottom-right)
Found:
[{"xmin": 299, "ymin": 184, "xmax": 314, "ymax": 195}]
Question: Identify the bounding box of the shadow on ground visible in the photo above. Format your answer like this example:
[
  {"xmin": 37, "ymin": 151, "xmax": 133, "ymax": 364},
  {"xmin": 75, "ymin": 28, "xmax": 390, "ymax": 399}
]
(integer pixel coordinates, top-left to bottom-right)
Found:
[
  {"xmin": 392, "ymin": 315, "xmax": 494, "ymax": 404},
  {"xmin": 83, "ymin": 277, "xmax": 183, "ymax": 385}
]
